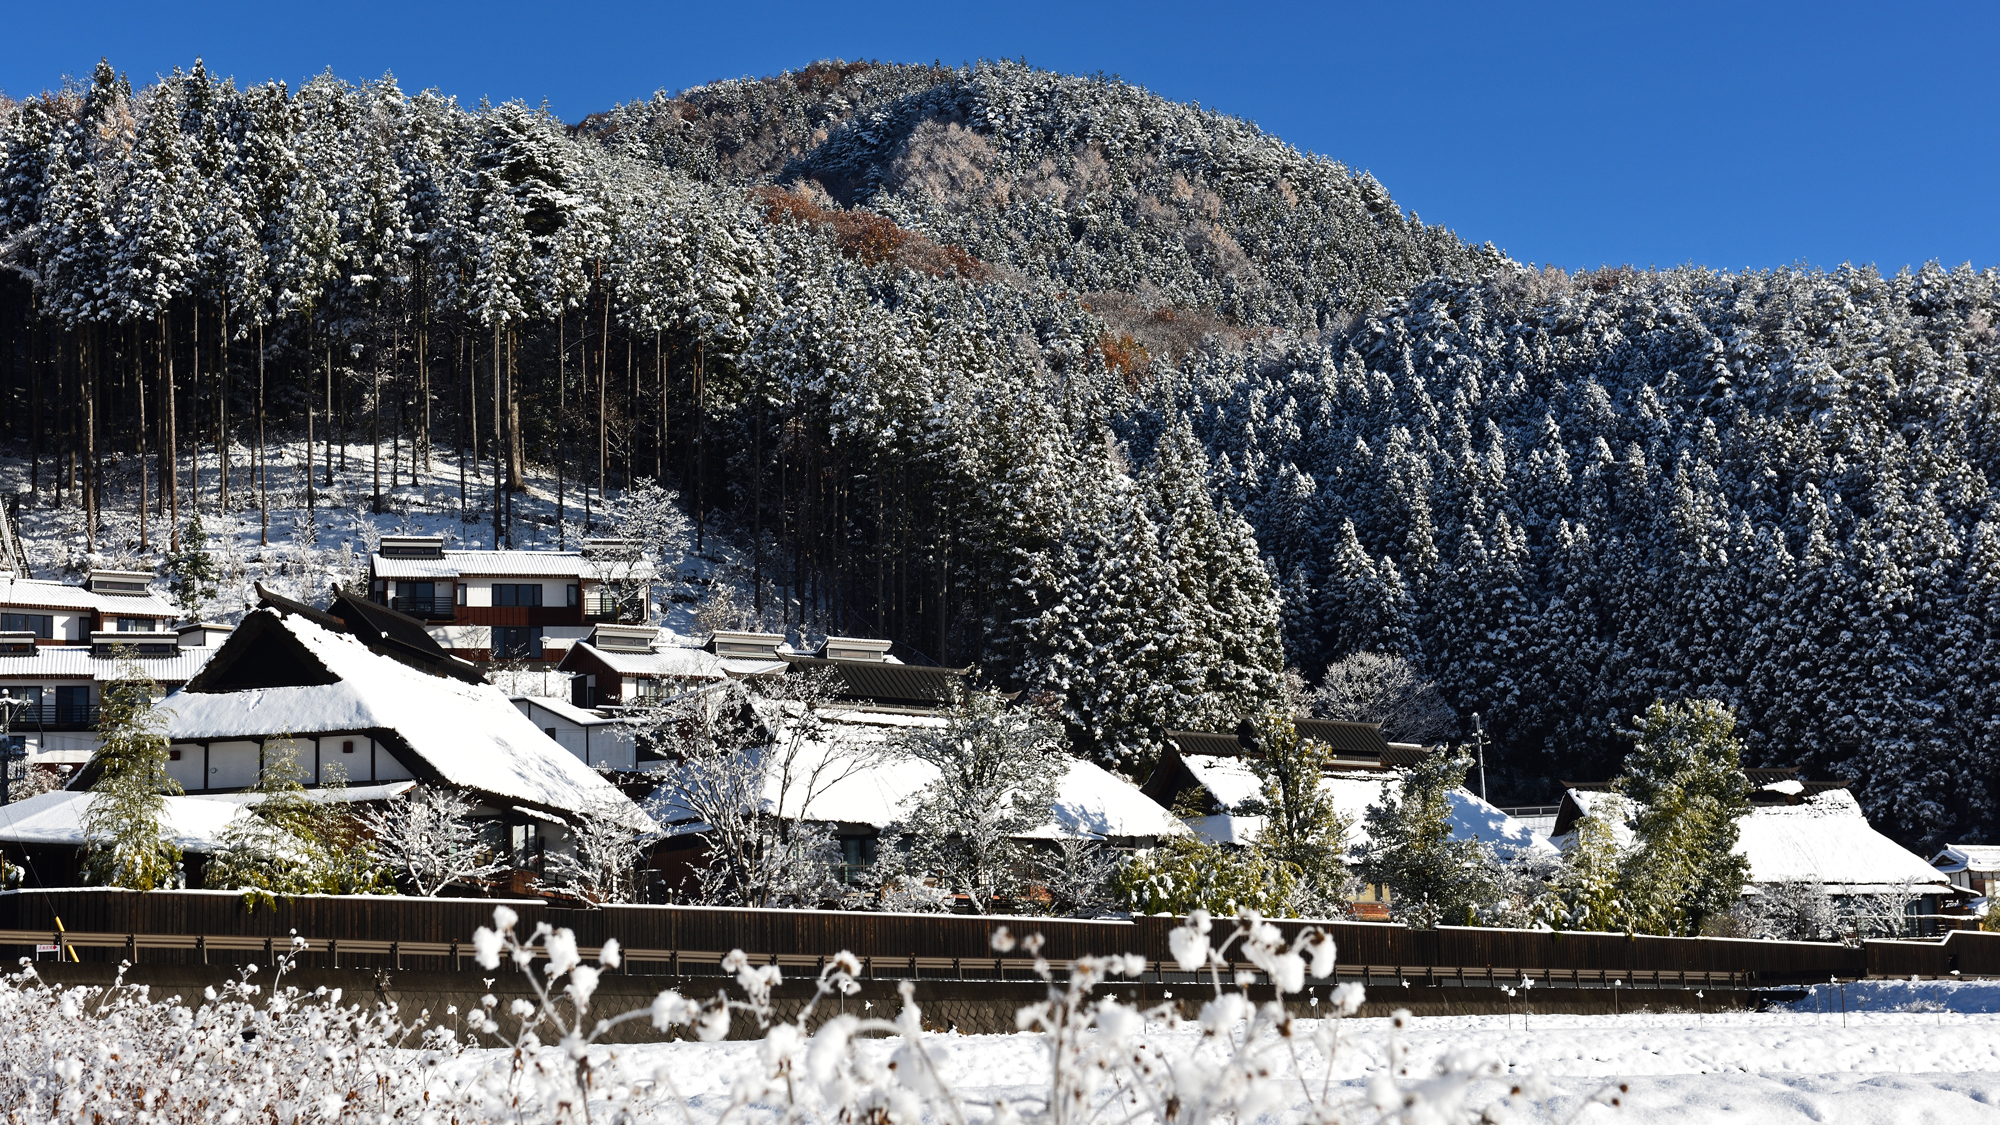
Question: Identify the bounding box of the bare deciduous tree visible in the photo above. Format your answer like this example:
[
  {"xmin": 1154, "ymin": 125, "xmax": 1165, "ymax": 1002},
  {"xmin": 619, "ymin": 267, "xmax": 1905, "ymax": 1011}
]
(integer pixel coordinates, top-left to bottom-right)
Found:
[{"xmin": 1312, "ymin": 652, "xmax": 1457, "ymax": 744}]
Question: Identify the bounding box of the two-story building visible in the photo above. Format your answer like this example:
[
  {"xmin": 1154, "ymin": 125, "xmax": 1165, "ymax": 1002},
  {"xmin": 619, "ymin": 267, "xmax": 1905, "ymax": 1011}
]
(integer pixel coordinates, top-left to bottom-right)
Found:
[
  {"xmin": 367, "ymin": 536, "xmax": 656, "ymax": 665},
  {"xmin": 0, "ymin": 571, "xmax": 212, "ymax": 761}
]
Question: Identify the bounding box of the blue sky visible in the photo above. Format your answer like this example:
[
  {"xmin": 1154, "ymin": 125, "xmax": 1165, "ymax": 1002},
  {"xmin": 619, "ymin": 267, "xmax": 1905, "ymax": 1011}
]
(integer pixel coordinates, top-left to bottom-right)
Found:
[{"xmin": 4, "ymin": 1, "xmax": 1994, "ymax": 273}]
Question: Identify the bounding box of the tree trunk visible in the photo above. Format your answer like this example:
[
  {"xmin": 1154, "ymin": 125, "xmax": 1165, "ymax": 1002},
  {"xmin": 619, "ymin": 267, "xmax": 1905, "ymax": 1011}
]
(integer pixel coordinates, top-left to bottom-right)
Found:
[
  {"xmin": 165, "ymin": 309, "xmax": 178, "ymax": 550},
  {"xmin": 507, "ymin": 323, "xmax": 523, "ymax": 493},
  {"xmin": 218, "ymin": 299, "xmax": 229, "ymax": 511},
  {"xmin": 305, "ymin": 332, "xmax": 316, "ymax": 529},
  {"xmin": 372, "ymin": 348, "xmax": 383, "ymax": 513},
  {"xmin": 137, "ymin": 323, "xmax": 149, "ymax": 553},
  {"xmin": 257, "ymin": 321, "xmax": 267, "ymax": 545},
  {"xmin": 84, "ymin": 326, "xmax": 97, "ymax": 554},
  {"xmin": 492, "ymin": 320, "xmax": 503, "ymax": 549},
  {"xmin": 556, "ymin": 314, "xmax": 565, "ymax": 549}
]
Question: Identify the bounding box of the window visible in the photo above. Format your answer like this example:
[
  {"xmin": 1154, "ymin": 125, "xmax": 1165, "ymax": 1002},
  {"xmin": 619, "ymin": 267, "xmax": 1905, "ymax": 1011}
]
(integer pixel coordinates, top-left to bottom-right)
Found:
[
  {"xmin": 492, "ymin": 626, "xmax": 544, "ymax": 659},
  {"xmin": 566, "ymin": 583, "xmax": 579, "ymax": 608},
  {"xmin": 493, "ymin": 584, "xmax": 543, "ymax": 607},
  {"xmin": 55, "ymin": 685, "xmax": 91, "ymax": 724},
  {"xmin": 456, "ymin": 583, "xmax": 467, "ymax": 606},
  {"xmin": 0, "ymin": 686, "xmax": 42, "ymax": 719},
  {"xmin": 116, "ymin": 616, "xmax": 154, "ymax": 632},
  {"xmin": 0, "ymin": 613, "xmax": 53, "ymax": 638}
]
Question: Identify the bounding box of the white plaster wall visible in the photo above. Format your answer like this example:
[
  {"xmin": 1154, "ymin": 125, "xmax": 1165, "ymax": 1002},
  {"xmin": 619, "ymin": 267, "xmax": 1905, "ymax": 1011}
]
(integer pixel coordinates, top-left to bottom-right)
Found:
[
  {"xmin": 165, "ymin": 743, "xmax": 205, "ymax": 790},
  {"xmin": 207, "ymin": 741, "xmax": 260, "ymax": 788},
  {"xmin": 315, "ymin": 735, "xmax": 374, "ymax": 783}
]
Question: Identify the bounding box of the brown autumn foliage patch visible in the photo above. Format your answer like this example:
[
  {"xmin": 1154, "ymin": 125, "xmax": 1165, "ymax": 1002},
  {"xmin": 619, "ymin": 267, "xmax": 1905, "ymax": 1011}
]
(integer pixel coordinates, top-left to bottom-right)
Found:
[
  {"xmin": 751, "ymin": 185, "xmax": 990, "ymax": 280},
  {"xmin": 1098, "ymin": 333, "xmax": 1151, "ymax": 385}
]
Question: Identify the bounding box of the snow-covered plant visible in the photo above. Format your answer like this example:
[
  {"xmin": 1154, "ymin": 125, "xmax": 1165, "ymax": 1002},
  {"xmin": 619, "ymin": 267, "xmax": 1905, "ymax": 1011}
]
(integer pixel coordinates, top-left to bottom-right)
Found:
[
  {"xmin": 1543, "ymin": 809, "xmax": 1628, "ymax": 933},
  {"xmin": 1616, "ymin": 700, "xmax": 1752, "ymax": 937},
  {"xmin": 1746, "ymin": 879, "xmax": 1840, "ymax": 942},
  {"xmin": 639, "ymin": 670, "xmax": 870, "ymax": 906},
  {"xmin": 537, "ymin": 791, "xmax": 658, "ymax": 904},
  {"xmin": 1114, "ymin": 833, "xmax": 1297, "ymax": 917},
  {"xmin": 895, "ymin": 685, "xmax": 1063, "ymax": 913},
  {"xmin": 1033, "ymin": 835, "xmax": 1121, "ymax": 917},
  {"xmin": 1244, "ymin": 709, "xmax": 1355, "ymax": 916},
  {"xmin": 1312, "ymin": 651, "xmax": 1458, "ymax": 745},
  {"xmin": 164, "ymin": 510, "xmax": 220, "ymax": 617},
  {"xmin": 81, "ymin": 654, "xmax": 183, "ymax": 890},
  {"xmin": 204, "ymin": 745, "xmax": 390, "ymax": 904},
  {"xmin": 1353, "ymin": 747, "xmax": 1495, "ymax": 928},
  {"xmin": 361, "ymin": 784, "xmax": 508, "ymax": 896}
]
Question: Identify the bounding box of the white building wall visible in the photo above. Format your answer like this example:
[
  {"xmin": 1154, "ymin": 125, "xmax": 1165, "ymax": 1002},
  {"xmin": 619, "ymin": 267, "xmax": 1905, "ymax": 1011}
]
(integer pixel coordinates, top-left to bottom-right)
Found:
[
  {"xmin": 208, "ymin": 741, "xmax": 260, "ymax": 788},
  {"xmin": 166, "ymin": 743, "xmax": 205, "ymax": 790},
  {"xmin": 315, "ymin": 735, "xmax": 375, "ymax": 783}
]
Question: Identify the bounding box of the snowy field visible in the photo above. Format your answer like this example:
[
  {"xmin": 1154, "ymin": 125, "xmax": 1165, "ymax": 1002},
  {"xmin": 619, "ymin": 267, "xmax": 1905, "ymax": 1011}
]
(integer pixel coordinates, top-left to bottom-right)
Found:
[{"xmin": 538, "ymin": 1005, "xmax": 2000, "ymax": 1124}]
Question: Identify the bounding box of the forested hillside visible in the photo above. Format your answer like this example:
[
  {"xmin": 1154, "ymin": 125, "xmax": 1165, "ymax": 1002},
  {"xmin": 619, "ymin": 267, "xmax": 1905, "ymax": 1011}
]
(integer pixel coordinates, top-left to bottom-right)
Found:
[{"xmin": 0, "ymin": 58, "xmax": 1995, "ymax": 848}]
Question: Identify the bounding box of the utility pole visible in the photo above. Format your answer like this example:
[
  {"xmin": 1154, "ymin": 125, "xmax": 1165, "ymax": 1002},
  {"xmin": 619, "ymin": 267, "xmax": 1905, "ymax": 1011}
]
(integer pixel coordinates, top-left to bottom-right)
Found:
[{"xmin": 1471, "ymin": 712, "xmax": 1489, "ymax": 804}]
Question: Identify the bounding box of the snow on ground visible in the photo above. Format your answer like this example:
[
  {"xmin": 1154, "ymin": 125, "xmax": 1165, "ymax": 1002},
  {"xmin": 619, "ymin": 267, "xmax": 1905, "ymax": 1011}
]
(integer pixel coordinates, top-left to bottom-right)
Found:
[
  {"xmin": 0, "ymin": 438, "xmax": 742, "ymax": 634},
  {"xmin": 535, "ymin": 1007, "xmax": 2000, "ymax": 1124}
]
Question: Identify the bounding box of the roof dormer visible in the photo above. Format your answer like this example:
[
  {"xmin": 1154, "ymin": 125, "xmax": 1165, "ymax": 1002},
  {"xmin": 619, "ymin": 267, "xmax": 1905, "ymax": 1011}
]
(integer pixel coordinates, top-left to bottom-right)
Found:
[
  {"xmin": 821, "ymin": 636, "xmax": 893, "ymax": 662},
  {"xmin": 378, "ymin": 535, "xmax": 446, "ymax": 559},
  {"xmin": 590, "ymin": 624, "xmax": 659, "ymax": 653},
  {"xmin": 88, "ymin": 570, "xmax": 155, "ymax": 597},
  {"xmin": 709, "ymin": 631, "xmax": 784, "ymax": 660}
]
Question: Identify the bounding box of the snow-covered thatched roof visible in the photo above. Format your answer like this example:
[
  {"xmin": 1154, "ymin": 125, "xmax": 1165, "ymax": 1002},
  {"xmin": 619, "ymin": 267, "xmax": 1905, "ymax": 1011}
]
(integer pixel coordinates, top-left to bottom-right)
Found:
[
  {"xmin": 162, "ymin": 609, "xmax": 649, "ymax": 828},
  {"xmin": 647, "ymin": 708, "xmax": 1186, "ymax": 842},
  {"xmin": 1172, "ymin": 753, "xmax": 1553, "ymax": 860},
  {"xmin": 1735, "ymin": 789, "xmax": 1952, "ymax": 895}
]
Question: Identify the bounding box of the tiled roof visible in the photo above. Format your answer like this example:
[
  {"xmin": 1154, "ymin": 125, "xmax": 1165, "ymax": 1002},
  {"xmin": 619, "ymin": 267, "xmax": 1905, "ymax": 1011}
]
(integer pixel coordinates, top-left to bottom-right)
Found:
[
  {"xmin": 0, "ymin": 575, "xmax": 176, "ymax": 618},
  {"xmin": 373, "ymin": 550, "xmax": 659, "ymax": 580},
  {"xmin": 0, "ymin": 645, "xmax": 213, "ymax": 682}
]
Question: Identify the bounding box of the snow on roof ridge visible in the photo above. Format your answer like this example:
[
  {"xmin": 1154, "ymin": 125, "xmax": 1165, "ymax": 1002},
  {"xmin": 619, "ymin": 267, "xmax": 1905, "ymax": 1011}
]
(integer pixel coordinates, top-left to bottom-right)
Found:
[{"xmin": 165, "ymin": 609, "xmax": 650, "ymax": 826}]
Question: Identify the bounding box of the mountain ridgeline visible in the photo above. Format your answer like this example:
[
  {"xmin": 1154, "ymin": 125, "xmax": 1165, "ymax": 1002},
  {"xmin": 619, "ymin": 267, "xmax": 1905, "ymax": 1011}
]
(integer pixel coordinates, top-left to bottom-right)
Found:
[{"xmin": 0, "ymin": 58, "xmax": 1996, "ymax": 847}]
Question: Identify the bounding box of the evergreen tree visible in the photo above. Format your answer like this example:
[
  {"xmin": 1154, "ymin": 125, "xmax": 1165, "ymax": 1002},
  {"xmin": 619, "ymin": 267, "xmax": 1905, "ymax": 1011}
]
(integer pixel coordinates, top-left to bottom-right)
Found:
[
  {"xmin": 1242, "ymin": 710, "xmax": 1352, "ymax": 915},
  {"xmin": 1616, "ymin": 699, "xmax": 1752, "ymax": 936},
  {"xmin": 1353, "ymin": 747, "xmax": 1494, "ymax": 928},
  {"xmin": 82, "ymin": 656, "xmax": 183, "ymax": 890},
  {"xmin": 165, "ymin": 512, "xmax": 218, "ymax": 618}
]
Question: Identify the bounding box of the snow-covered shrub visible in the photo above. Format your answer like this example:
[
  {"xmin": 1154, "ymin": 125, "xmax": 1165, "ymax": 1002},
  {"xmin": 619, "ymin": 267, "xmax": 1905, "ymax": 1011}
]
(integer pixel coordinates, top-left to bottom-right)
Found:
[
  {"xmin": 0, "ymin": 904, "xmax": 1621, "ymax": 1124},
  {"xmin": 361, "ymin": 785, "xmax": 508, "ymax": 896}
]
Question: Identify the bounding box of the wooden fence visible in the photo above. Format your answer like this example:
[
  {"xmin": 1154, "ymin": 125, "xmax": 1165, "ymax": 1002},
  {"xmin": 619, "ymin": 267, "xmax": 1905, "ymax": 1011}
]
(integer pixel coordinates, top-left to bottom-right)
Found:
[{"xmin": 2, "ymin": 889, "xmax": 1995, "ymax": 986}]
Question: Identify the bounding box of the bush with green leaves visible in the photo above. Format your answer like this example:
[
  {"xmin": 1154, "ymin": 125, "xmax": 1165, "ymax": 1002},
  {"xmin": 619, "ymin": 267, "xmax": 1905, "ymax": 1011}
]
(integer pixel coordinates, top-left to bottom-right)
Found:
[
  {"xmin": 1114, "ymin": 833, "xmax": 1298, "ymax": 918},
  {"xmin": 204, "ymin": 741, "xmax": 390, "ymax": 906}
]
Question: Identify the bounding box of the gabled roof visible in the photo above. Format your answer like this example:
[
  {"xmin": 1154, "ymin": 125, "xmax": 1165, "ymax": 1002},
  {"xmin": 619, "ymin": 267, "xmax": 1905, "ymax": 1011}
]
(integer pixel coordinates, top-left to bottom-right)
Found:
[
  {"xmin": 254, "ymin": 585, "xmax": 483, "ymax": 683},
  {"xmin": 0, "ymin": 574, "xmax": 177, "ymax": 618},
  {"xmin": 1934, "ymin": 844, "xmax": 2000, "ymax": 873},
  {"xmin": 558, "ymin": 640, "xmax": 727, "ymax": 680},
  {"xmin": 165, "ymin": 609, "xmax": 649, "ymax": 826},
  {"xmin": 0, "ymin": 645, "xmax": 213, "ymax": 683}
]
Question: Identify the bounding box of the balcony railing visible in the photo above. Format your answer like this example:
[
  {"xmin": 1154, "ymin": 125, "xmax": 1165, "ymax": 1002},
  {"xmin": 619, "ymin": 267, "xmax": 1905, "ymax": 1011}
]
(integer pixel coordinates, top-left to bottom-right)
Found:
[
  {"xmin": 0, "ymin": 703, "xmax": 100, "ymax": 730},
  {"xmin": 390, "ymin": 596, "xmax": 456, "ymax": 620}
]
